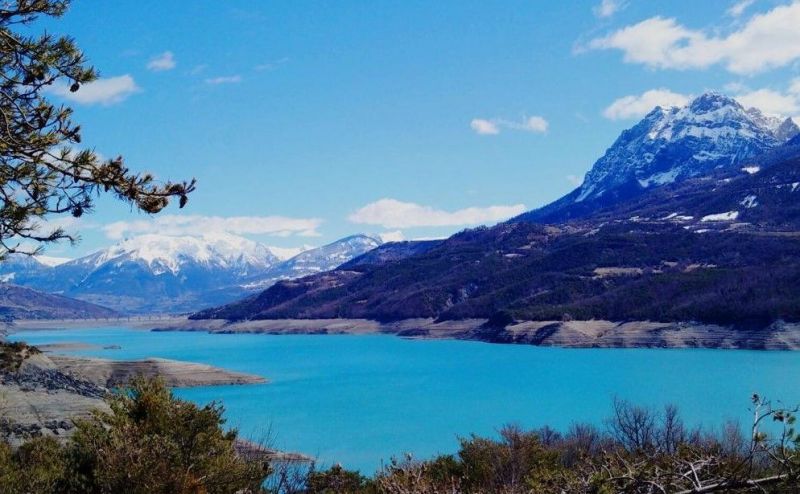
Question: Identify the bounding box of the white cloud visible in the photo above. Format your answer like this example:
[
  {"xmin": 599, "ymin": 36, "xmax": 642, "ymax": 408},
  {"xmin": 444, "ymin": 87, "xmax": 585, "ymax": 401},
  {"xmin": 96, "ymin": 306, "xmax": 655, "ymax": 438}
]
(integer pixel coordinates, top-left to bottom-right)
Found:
[
  {"xmin": 378, "ymin": 230, "xmax": 405, "ymax": 243},
  {"xmin": 603, "ymin": 88, "xmax": 691, "ymax": 120},
  {"xmin": 205, "ymin": 75, "xmax": 242, "ymax": 85},
  {"xmin": 790, "ymin": 78, "xmax": 800, "ymax": 95},
  {"xmin": 470, "ymin": 116, "xmax": 549, "ymax": 135},
  {"xmin": 594, "ymin": 0, "xmax": 626, "ymax": 18},
  {"xmin": 514, "ymin": 116, "xmax": 549, "ymax": 133},
  {"xmin": 189, "ymin": 64, "xmax": 208, "ymax": 75},
  {"xmin": 566, "ymin": 174, "xmax": 584, "ymax": 186},
  {"xmin": 586, "ymin": 3, "xmax": 800, "ymax": 75},
  {"xmin": 147, "ymin": 51, "xmax": 176, "ymax": 71},
  {"xmin": 727, "ymin": 0, "xmax": 755, "ymax": 17},
  {"xmin": 255, "ymin": 57, "xmax": 289, "ymax": 71},
  {"xmin": 470, "ymin": 118, "xmax": 500, "ymax": 135},
  {"xmin": 102, "ymin": 214, "xmax": 322, "ymax": 240},
  {"xmin": 348, "ymin": 199, "xmax": 526, "ymax": 229},
  {"xmin": 723, "ymin": 81, "xmax": 749, "ymax": 93},
  {"xmin": 49, "ymin": 75, "xmax": 139, "ymax": 105},
  {"xmin": 267, "ymin": 245, "xmax": 313, "ymax": 261},
  {"xmin": 735, "ymin": 88, "xmax": 800, "ymax": 116}
]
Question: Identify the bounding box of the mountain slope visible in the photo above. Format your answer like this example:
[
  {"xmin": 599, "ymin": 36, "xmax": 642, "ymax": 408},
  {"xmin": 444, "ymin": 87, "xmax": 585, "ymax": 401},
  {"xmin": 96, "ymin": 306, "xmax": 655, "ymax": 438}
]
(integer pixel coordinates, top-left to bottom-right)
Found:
[
  {"xmin": 240, "ymin": 235, "xmax": 383, "ymax": 291},
  {"xmin": 192, "ymin": 97, "xmax": 800, "ymax": 328},
  {"xmin": 0, "ymin": 283, "xmax": 118, "ymax": 320},
  {"xmin": 518, "ymin": 93, "xmax": 799, "ymax": 223}
]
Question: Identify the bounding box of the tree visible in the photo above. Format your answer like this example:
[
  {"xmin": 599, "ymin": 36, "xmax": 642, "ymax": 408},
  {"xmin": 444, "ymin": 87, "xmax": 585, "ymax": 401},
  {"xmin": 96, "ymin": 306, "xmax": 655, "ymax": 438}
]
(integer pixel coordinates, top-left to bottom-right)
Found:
[{"xmin": 0, "ymin": 0, "xmax": 195, "ymax": 256}]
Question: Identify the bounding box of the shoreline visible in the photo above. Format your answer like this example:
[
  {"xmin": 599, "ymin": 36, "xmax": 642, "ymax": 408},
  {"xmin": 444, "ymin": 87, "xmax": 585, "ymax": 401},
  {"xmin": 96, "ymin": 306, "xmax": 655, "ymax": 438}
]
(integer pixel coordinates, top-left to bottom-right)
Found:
[
  {"xmin": 49, "ymin": 355, "xmax": 267, "ymax": 388},
  {"xmin": 7, "ymin": 317, "xmax": 800, "ymax": 351}
]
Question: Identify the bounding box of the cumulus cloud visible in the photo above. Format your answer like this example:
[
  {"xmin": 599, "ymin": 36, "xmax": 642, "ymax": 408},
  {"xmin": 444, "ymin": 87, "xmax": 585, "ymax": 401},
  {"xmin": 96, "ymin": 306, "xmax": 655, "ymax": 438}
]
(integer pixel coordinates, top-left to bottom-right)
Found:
[
  {"xmin": 791, "ymin": 78, "xmax": 800, "ymax": 95},
  {"xmin": 586, "ymin": 3, "xmax": 800, "ymax": 75},
  {"xmin": 49, "ymin": 75, "xmax": 139, "ymax": 105},
  {"xmin": 205, "ymin": 75, "xmax": 242, "ymax": 85},
  {"xmin": 723, "ymin": 78, "xmax": 800, "ymax": 120},
  {"xmin": 378, "ymin": 230, "xmax": 405, "ymax": 243},
  {"xmin": 102, "ymin": 214, "xmax": 322, "ymax": 240},
  {"xmin": 266, "ymin": 245, "xmax": 313, "ymax": 261},
  {"xmin": 348, "ymin": 199, "xmax": 526, "ymax": 229},
  {"xmin": 727, "ymin": 0, "xmax": 755, "ymax": 17},
  {"xmin": 470, "ymin": 116, "xmax": 549, "ymax": 135},
  {"xmin": 470, "ymin": 118, "xmax": 500, "ymax": 135},
  {"xmin": 147, "ymin": 51, "xmax": 176, "ymax": 71},
  {"xmin": 594, "ymin": 0, "xmax": 626, "ymax": 18},
  {"xmin": 603, "ymin": 88, "xmax": 691, "ymax": 120},
  {"xmin": 735, "ymin": 88, "xmax": 800, "ymax": 116}
]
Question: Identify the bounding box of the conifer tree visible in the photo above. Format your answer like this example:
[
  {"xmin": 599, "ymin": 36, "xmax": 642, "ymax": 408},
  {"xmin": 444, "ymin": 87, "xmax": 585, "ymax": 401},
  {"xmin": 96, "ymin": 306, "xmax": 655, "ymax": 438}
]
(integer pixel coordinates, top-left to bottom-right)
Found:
[{"xmin": 0, "ymin": 0, "xmax": 195, "ymax": 255}]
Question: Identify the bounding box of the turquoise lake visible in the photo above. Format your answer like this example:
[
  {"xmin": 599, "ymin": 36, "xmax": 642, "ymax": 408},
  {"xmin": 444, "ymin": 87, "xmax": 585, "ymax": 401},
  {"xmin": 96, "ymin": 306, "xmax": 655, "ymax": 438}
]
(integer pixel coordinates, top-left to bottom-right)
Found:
[{"xmin": 9, "ymin": 326, "xmax": 800, "ymax": 474}]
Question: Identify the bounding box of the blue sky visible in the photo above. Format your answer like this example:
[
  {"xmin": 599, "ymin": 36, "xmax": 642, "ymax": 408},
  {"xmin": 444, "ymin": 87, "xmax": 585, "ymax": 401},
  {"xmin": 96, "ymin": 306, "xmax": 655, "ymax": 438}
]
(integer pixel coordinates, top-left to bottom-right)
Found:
[{"xmin": 35, "ymin": 0, "xmax": 800, "ymax": 257}]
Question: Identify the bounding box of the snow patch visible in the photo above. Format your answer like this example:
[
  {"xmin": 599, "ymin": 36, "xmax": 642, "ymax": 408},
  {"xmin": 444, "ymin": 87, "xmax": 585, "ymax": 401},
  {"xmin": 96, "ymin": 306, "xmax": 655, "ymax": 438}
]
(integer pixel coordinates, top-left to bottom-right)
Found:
[
  {"xmin": 701, "ymin": 211, "xmax": 739, "ymax": 222},
  {"xmin": 741, "ymin": 166, "xmax": 760, "ymax": 174},
  {"xmin": 662, "ymin": 212, "xmax": 694, "ymax": 221},
  {"xmin": 638, "ymin": 168, "xmax": 680, "ymax": 188},
  {"xmin": 739, "ymin": 195, "xmax": 758, "ymax": 209}
]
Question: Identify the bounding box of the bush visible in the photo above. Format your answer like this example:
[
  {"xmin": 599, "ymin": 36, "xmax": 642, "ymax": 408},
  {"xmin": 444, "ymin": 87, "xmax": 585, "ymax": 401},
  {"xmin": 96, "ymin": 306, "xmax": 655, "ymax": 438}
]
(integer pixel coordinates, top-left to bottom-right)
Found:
[
  {"xmin": 0, "ymin": 437, "xmax": 66, "ymax": 493},
  {"xmin": 64, "ymin": 376, "xmax": 269, "ymax": 493},
  {"xmin": 305, "ymin": 464, "xmax": 372, "ymax": 493},
  {"xmin": 0, "ymin": 377, "xmax": 269, "ymax": 494}
]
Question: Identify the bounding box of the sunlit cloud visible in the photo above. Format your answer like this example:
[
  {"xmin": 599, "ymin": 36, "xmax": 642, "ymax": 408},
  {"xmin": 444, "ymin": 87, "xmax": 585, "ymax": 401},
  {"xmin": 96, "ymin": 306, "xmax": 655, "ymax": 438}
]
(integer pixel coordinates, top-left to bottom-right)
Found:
[
  {"xmin": 147, "ymin": 51, "xmax": 176, "ymax": 71},
  {"xmin": 205, "ymin": 75, "xmax": 242, "ymax": 85},
  {"xmin": 603, "ymin": 88, "xmax": 691, "ymax": 120},
  {"xmin": 585, "ymin": 3, "xmax": 800, "ymax": 75},
  {"xmin": 348, "ymin": 199, "xmax": 526, "ymax": 228},
  {"xmin": 470, "ymin": 116, "xmax": 549, "ymax": 135},
  {"xmin": 102, "ymin": 214, "xmax": 323, "ymax": 240},
  {"xmin": 594, "ymin": 0, "xmax": 627, "ymax": 18},
  {"xmin": 49, "ymin": 75, "xmax": 140, "ymax": 105}
]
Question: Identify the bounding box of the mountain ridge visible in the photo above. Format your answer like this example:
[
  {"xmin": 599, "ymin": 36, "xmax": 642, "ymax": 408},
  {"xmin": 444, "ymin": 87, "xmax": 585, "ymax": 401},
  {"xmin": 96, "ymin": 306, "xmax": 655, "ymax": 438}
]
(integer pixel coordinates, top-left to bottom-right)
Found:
[
  {"xmin": 517, "ymin": 92, "xmax": 799, "ymax": 223},
  {"xmin": 191, "ymin": 93, "xmax": 800, "ymax": 328},
  {"xmin": 0, "ymin": 233, "xmax": 383, "ymax": 314},
  {"xmin": 0, "ymin": 283, "xmax": 119, "ymax": 320}
]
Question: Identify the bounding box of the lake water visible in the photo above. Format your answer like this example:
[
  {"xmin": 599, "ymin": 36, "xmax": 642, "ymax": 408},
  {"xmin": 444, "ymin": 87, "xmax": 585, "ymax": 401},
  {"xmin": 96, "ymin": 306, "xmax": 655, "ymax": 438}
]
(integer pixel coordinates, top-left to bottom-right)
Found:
[{"xmin": 9, "ymin": 326, "xmax": 800, "ymax": 473}]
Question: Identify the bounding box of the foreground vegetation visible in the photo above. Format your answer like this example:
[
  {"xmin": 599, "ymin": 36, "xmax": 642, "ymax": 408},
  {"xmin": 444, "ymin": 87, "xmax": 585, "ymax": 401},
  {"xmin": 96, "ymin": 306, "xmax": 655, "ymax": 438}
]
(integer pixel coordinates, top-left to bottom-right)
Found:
[{"xmin": 2, "ymin": 369, "xmax": 799, "ymax": 493}]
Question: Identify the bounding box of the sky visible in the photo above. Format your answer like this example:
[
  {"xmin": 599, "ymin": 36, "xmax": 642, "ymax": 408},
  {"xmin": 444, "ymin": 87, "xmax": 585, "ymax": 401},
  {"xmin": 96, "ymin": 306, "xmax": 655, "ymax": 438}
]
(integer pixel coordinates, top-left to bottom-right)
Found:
[{"xmin": 29, "ymin": 0, "xmax": 800, "ymax": 258}]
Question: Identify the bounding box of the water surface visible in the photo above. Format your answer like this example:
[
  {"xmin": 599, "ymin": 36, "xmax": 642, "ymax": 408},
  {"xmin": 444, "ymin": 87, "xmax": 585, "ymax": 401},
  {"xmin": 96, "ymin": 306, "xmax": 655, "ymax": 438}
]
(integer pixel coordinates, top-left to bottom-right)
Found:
[{"xmin": 10, "ymin": 326, "xmax": 799, "ymax": 473}]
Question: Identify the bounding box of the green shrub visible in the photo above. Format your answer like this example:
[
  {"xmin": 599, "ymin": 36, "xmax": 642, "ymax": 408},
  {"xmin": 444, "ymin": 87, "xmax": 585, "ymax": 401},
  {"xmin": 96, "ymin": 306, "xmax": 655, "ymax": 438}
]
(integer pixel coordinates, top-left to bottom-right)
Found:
[{"xmin": 64, "ymin": 376, "xmax": 269, "ymax": 493}]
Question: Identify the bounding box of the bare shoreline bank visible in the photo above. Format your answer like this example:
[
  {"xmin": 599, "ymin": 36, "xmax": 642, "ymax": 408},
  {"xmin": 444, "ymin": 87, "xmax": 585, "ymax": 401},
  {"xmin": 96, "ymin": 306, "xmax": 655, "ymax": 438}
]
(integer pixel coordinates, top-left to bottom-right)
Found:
[
  {"xmin": 49, "ymin": 355, "xmax": 267, "ymax": 388},
  {"xmin": 7, "ymin": 317, "xmax": 800, "ymax": 351}
]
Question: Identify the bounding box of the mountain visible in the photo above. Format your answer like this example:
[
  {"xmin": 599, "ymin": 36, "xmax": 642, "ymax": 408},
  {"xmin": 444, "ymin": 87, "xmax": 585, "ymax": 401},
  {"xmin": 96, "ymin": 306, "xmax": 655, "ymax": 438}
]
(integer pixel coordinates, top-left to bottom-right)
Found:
[
  {"xmin": 0, "ymin": 255, "xmax": 54, "ymax": 284},
  {"xmin": 1, "ymin": 233, "xmax": 382, "ymax": 314},
  {"xmin": 192, "ymin": 94, "xmax": 800, "ymax": 328},
  {"xmin": 240, "ymin": 235, "xmax": 383, "ymax": 291},
  {"xmin": 518, "ymin": 92, "xmax": 799, "ymax": 223},
  {"xmin": 0, "ymin": 283, "xmax": 118, "ymax": 320}
]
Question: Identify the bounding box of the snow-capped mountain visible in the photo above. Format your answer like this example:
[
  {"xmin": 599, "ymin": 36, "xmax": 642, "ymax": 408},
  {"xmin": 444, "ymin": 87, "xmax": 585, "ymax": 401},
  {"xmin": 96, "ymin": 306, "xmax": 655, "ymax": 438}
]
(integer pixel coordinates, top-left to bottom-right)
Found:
[
  {"xmin": 72, "ymin": 233, "xmax": 280, "ymax": 277},
  {"xmin": 521, "ymin": 92, "xmax": 800, "ymax": 223},
  {"xmin": 2, "ymin": 232, "xmax": 382, "ymax": 314},
  {"xmin": 0, "ymin": 255, "xmax": 56, "ymax": 284},
  {"xmin": 242, "ymin": 234, "xmax": 383, "ymax": 289}
]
